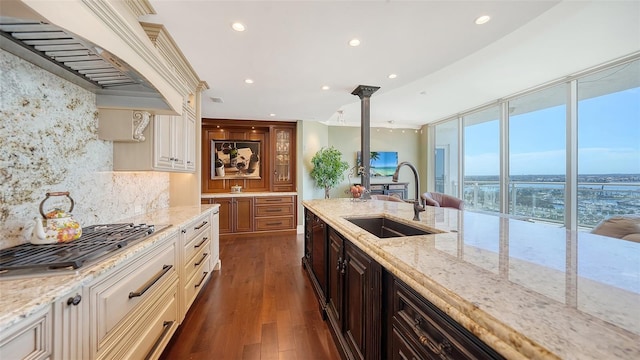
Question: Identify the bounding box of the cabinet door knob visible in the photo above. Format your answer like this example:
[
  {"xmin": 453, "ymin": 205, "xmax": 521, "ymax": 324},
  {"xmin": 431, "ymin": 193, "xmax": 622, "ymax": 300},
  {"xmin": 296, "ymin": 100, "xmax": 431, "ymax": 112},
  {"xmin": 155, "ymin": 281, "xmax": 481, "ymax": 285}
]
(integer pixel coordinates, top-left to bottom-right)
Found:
[{"xmin": 67, "ymin": 294, "xmax": 82, "ymax": 306}]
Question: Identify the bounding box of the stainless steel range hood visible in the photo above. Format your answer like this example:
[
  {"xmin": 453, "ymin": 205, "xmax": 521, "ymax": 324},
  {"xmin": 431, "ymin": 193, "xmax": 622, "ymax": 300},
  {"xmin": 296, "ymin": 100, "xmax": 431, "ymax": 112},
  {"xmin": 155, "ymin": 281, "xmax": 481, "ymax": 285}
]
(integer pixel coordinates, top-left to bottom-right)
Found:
[{"xmin": 0, "ymin": 0, "xmax": 183, "ymax": 114}]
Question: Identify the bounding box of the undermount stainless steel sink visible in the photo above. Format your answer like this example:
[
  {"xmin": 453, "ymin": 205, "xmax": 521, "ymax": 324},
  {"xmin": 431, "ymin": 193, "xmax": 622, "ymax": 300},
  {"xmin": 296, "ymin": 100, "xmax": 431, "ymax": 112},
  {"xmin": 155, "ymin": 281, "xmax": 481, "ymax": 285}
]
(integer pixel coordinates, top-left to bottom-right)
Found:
[{"xmin": 345, "ymin": 216, "xmax": 436, "ymax": 238}]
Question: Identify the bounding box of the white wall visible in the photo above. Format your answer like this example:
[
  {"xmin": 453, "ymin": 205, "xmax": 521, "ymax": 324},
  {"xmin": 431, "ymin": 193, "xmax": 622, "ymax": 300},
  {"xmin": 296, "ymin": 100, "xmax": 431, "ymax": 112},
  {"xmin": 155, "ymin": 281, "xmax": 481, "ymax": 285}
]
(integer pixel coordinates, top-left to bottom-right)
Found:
[{"xmin": 0, "ymin": 50, "xmax": 170, "ymax": 249}]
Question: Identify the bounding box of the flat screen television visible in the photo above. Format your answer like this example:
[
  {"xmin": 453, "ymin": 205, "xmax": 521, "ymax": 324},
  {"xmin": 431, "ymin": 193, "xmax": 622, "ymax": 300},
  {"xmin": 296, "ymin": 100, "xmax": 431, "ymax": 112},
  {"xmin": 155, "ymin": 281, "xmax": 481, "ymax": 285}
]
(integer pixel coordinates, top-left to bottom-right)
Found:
[{"xmin": 356, "ymin": 151, "xmax": 398, "ymax": 177}]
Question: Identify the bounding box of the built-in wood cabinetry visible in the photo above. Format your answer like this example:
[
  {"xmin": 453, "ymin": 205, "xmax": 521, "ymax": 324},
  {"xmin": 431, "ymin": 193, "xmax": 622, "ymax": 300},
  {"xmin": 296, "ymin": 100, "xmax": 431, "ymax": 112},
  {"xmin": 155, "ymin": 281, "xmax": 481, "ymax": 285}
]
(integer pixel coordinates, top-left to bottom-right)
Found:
[
  {"xmin": 303, "ymin": 208, "xmax": 504, "ymax": 360},
  {"xmin": 303, "ymin": 208, "xmax": 328, "ymax": 314},
  {"xmin": 386, "ymin": 274, "xmax": 504, "ymax": 360},
  {"xmin": 202, "ymin": 119, "xmax": 296, "ymax": 193},
  {"xmin": 203, "ymin": 195, "xmax": 296, "ymax": 237},
  {"xmin": 272, "ymin": 127, "xmax": 295, "ymax": 192},
  {"xmin": 213, "ymin": 197, "xmax": 254, "ymax": 234},
  {"xmin": 254, "ymin": 195, "xmax": 296, "ymax": 231},
  {"xmin": 325, "ymin": 227, "xmax": 382, "ymax": 360}
]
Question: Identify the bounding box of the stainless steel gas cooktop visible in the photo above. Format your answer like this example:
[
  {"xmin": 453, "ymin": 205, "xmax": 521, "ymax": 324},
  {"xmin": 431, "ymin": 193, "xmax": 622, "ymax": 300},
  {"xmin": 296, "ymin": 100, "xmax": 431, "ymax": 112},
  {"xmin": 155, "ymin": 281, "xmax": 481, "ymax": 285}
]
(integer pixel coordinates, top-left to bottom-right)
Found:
[{"xmin": 0, "ymin": 223, "xmax": 170, "ymax": 278}]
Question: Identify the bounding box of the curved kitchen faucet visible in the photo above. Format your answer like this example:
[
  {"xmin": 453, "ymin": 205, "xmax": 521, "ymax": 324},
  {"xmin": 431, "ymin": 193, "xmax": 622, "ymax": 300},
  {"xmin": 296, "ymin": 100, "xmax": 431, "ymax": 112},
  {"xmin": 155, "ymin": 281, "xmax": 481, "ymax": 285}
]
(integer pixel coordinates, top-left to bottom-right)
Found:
[{"xmin": 392, "ymin": 161, "xmax": 425, "ymax": 221}]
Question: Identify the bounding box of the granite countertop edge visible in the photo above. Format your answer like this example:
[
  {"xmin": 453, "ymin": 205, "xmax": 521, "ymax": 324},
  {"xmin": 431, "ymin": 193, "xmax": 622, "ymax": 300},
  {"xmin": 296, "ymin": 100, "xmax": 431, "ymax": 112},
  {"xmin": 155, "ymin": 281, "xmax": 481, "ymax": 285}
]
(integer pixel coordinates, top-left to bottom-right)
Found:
[
  {"xmin": 0, "ymin": 204, "xmax": 218, "ymax": 333},
  {"xmin": 302, "ymin": 199, "xmax": 638, "ymax": 360}
]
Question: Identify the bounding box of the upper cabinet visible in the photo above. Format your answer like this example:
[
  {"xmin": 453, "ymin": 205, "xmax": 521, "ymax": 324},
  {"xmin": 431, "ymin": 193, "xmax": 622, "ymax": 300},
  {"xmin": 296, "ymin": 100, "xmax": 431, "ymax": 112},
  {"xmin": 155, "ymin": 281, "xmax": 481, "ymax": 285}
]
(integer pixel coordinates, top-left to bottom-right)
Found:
[
  {"xmin": 98, "ymin": 21, "xmax": 207, "ymax": 173},
  {"xmin": 271, "ymin": 126, "xmax": 296, "ymax": 192},
  {"xmin": 202, "ymin": 119, "xmax": 297, "ymax": 193}
]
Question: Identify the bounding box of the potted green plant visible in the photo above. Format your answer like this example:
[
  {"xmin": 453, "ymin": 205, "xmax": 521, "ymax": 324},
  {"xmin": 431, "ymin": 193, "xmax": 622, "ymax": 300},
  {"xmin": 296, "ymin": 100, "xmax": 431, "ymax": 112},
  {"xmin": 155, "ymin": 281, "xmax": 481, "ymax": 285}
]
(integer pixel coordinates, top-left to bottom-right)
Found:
[{"xmin": 310, "ymin": 146, "xmax": 349, "ymax": 199}]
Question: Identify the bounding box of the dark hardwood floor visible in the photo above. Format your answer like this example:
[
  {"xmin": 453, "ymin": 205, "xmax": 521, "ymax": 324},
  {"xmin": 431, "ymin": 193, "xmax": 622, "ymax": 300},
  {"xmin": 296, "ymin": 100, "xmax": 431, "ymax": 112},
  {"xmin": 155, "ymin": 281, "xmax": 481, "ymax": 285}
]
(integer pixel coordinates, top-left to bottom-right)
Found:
[{"xmin": 160, "ymin": 233, "xmax": 340, "ymax": 360}]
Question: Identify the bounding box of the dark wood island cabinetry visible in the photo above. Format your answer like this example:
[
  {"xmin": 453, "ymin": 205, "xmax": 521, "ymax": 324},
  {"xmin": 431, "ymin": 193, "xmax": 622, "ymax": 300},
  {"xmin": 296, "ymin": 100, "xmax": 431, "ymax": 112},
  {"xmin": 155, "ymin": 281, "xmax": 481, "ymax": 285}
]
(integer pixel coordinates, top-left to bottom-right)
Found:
[{"xmin": 303, "ymin": 207, "xmax": 503, "ymax": 360}]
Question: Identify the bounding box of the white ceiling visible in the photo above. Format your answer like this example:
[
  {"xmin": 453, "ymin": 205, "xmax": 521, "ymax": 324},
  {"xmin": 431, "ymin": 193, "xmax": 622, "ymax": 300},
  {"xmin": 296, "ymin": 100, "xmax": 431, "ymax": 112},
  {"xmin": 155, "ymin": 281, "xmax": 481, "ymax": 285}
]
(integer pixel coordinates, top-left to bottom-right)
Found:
[{"xmin": 140, "ymin": 1, "xmax": 635, "ymax": 128}]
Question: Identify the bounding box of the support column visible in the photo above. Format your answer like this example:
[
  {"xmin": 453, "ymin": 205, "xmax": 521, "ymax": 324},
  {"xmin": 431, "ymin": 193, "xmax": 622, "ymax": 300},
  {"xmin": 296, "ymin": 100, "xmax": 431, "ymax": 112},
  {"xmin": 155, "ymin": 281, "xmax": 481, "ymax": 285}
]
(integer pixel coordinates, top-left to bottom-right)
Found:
[{"xmin": 351, "ymin": 85, "xmax": 380, "ymax": 193}]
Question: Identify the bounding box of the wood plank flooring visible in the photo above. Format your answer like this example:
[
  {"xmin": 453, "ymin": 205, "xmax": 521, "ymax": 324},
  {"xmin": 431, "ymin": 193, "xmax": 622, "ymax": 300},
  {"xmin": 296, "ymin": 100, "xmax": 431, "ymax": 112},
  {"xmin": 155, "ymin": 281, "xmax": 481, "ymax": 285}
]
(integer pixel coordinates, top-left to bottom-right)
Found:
[{"xmin": 160, "ymin": 233, "xmax": 340, "ymax": 360}]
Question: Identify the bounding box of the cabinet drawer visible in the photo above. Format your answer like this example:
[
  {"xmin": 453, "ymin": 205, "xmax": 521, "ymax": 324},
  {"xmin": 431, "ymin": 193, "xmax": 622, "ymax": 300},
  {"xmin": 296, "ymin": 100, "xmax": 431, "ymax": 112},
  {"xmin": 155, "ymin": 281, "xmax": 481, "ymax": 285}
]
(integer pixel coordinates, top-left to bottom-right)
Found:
[
  {"xmin": 393, "ymin": 280, "xmax": 503, "ymax": 360},
  {"xmin": 254, "ymin": 196, "xmax": 294, "ymax": 205},
  {"xmin": 391, "ymin": 327, "xmax": 422, "ymax": 360},
  {"xmin": 255, "ymin": 216, "xmax": 295, "ymax": 231},
  {"xmin": 369, "ymin": 184, "xmax": 385, "ymax": 191},
  {"xmin": 89, "ymin": 237, "xmax": 177, "ymax": 349},
  {"xmin": 107, "ymin": 282, "xmax": 179, "ymax": 360},
  {"xmin": 184, "ymin": 263, "xmax": 211, "ymax": 312},
  {"xmin": 185, "ymin": 241, "xmax": 210, "ymax": 282},
  {"xmin": 184, "ymin": 223, "xmax": 210, "ymax": 264},
  {"xmin": 0, "ymin": 305, "xmax": 51, "ymax": 360},
  {"xmin": 182, "ymin": 213, "xmax": 210, "ymax": 249},
  {"xmin": 255, "ymin": 203, "xmax": 294, "ymax": 217}
]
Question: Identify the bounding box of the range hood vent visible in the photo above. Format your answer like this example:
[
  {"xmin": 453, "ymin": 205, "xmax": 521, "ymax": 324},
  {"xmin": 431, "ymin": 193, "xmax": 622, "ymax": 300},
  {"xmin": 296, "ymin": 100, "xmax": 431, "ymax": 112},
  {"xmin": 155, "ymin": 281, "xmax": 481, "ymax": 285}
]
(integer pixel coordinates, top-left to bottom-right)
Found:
[
  {"xmin": 0, "ymin": 22, "xmax": 141, "ymax": 88},
  {"xmin": 1, "ymin": 17, "xmax": 157, "ymax": 96}
]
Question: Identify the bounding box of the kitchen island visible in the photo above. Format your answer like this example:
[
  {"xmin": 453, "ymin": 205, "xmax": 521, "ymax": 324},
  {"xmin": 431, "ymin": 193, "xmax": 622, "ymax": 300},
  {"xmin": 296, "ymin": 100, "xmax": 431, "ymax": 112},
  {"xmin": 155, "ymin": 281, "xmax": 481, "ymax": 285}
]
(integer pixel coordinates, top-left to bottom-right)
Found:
[
  {"xmin": 0, "ymin": 205, "xmax": 219, "ymax": 360},
  {"xmin": 303, "ymin": 198, "xmax": 639, "ymax": 360}
]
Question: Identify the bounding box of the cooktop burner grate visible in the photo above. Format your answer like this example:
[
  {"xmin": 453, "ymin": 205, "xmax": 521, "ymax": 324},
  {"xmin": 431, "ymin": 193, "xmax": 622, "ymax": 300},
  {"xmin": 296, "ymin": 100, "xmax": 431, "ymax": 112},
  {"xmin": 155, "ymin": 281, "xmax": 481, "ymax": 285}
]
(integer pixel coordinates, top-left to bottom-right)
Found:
[{"xmin": 0, "ymin": 223, "xmax": 164, "ymax": 275}]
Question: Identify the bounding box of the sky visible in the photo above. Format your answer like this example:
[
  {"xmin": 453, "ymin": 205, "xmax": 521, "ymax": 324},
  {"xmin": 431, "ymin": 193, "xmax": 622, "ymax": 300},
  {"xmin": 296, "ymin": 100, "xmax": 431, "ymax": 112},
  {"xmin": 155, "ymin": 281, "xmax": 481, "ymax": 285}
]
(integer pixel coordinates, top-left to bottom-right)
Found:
[{"xmin": 464, "ymin": 87, "xmax": 640, "ymax": 176}]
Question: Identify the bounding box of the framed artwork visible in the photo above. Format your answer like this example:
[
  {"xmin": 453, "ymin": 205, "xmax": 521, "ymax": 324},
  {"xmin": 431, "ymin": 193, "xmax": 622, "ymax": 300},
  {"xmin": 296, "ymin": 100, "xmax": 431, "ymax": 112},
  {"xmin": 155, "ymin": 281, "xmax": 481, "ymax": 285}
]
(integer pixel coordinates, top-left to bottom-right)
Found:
[{"xmin": 211, "ymin": 140, "xmax": 261, "ymax": 179}]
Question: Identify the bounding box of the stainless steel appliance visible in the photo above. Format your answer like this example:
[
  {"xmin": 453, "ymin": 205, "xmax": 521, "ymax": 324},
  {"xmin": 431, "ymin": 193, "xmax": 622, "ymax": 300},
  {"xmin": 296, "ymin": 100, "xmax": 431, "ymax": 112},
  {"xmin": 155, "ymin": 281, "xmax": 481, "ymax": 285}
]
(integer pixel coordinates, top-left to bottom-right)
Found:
[{"xmin": 0, "ymin": 223, "xmax": 170, "ymax": 278}]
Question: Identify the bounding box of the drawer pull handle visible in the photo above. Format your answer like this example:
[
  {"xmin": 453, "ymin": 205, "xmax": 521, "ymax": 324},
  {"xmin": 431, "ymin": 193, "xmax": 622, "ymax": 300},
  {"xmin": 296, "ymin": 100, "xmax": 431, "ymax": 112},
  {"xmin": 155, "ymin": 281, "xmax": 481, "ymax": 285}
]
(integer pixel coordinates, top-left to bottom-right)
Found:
[
  {"xmin": 66, "ymin": 294, "xmax": 82, "ymax": 306},
  {"xmin": 144, "ymin": 320, "xmax": 174, "ymax": 360},
  {"xmin": 413, "ymin": 318, "xmax": 453, "ymax": 358},
  {"xmin": 129, "ymin": 265, "xmax": 173, "ymax": 299},
  {"xmin": 195, "ymin": 253, "xmax": 208, "ymax": 267},
  {"xmin": 264, "ymin": 209, "xmax": 282, "ymax": 213},
  {"xmin": 264, "ymin": 198, "xmax": 282, "ymax": 202},
  {"xmin": 194, "ymin": 237, "xmax": 208, "ymax": 248},
  {"xmin": 194, "ymin": 221, "xmax": 208, "ymax": 230},
  {"xmin": 195, "ymin": 272, "xmax": 209, "ymax": 288},
  {"xmin": 266, "ymin": 222, "xmax": 282, "ymax": 226}
]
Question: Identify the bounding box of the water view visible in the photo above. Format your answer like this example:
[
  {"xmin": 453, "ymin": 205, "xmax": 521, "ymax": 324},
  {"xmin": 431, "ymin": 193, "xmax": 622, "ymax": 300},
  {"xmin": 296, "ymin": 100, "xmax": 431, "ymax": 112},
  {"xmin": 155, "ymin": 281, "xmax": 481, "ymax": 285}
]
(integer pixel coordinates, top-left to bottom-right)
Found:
[{"xmin": 460, "ymin": 174, "xmax": 640, "ymax": 228}]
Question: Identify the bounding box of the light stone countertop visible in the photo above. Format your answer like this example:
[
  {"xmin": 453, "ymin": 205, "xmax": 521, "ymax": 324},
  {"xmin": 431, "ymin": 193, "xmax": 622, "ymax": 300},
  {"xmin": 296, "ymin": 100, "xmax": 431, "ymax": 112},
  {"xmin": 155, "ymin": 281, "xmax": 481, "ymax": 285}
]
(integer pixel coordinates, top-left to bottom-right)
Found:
[
  {"xmin": 0, "ymin": 205, "xmax": 219, "ymax": 334},
  {"xmin": 201, "ymin": 191, "xmax": 297, "ymax": 198},
  {"xmin": 303, "ymin": 198, "xmax": 640, "ymax": 360}
]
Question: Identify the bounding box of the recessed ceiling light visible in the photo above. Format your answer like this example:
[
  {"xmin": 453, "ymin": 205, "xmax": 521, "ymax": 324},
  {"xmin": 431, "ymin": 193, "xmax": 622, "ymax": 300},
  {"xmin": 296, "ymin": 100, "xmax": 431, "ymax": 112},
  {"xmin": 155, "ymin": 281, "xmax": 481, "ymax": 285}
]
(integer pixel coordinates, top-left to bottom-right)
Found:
[
  {"xmin": 269, "ymin": 113, "xmax": 276, "ymax": 117},
  {"xmin": 321, "ymin": 85, "xmax": 330, "ymax": 90},
  {"xmin": 349, "ymin": 38, "xmax": 361, "ymax": 47},
  {"xmin": 244, "ymin": 78, "xmax": 254, "ymax": 84},
  {"xmin": 232, "ymin": 22, "xmax": 245, "ymax": 32},
  {"xmin": 475, "ymin": 15, "xmax": 491, "ymax": 25},
  {"xmin": 388, "ymin": 74, "xmax": 397, "ymax": 79}
]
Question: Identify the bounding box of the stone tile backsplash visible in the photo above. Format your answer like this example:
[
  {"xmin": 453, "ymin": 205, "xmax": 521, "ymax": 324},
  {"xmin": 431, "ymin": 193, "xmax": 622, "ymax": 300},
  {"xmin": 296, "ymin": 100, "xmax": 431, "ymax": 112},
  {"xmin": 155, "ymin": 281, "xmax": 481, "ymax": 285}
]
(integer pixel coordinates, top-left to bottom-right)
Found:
[{"xmin": 0, "ymin": 50, "xmax": 169, "ymax": 249}]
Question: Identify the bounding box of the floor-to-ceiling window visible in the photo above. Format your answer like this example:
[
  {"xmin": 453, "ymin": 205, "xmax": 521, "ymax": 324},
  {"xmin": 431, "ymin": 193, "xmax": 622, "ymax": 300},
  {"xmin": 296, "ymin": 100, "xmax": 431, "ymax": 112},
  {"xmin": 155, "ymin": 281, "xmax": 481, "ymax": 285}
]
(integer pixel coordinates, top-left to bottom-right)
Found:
[
  {"xmin": 463, "ymin": 106, "xmax": 500, "ymax": 213},
  {"xmin": 429, "ymin": 55, "xmax": 640, "ymax": 231},
  {"xmin": 577, "ymin": 59, "xmax": 640, "ymax": 227},
  {"xmin": 434, "ymin": 120, "xmax": 459, "ymax": 196},
  {"xmin": 508, "ymin": 85, "xmax": 567, "ymax": 224}
]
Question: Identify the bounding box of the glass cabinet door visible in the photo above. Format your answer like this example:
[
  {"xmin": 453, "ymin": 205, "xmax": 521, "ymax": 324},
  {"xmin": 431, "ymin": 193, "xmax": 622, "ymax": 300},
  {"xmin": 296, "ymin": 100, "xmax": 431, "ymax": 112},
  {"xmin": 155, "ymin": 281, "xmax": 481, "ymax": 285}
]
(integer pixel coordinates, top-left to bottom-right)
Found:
[
  {"xmin": 272, "ymin": 127, "xmax": 296, "ymax": 191},
  {"xmin": 274, "ymin": 128, "xmax": 291, "ymax": 183}
]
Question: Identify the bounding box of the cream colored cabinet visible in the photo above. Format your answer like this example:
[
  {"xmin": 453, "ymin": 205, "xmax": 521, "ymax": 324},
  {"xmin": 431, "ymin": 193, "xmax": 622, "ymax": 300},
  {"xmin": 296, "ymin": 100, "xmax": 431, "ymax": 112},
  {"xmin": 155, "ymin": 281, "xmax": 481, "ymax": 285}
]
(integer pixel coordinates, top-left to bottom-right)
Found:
[
  {"xmin": 179, "ymin": 211, "xmax": 211, "ymax": 320},
  {"xmin": 53, "ymin": 289, "xmax": 84, "ymax": 360},
  {"xmin": 99, "ymin": 108, "xmax": 193, "ymax": 173},
  {"xmin": 154, "ymin": 113, "xmax": 186, "ymax": 170},
  {"xmin": 0, "ymin": 305, "xmax": 52, "ymax": 360},
  {"xmin": 185, "ymin": 106, "xmax": 197, "ymax": 171},
  {"xmin": 210, "ymin": 209, "xmax": 220, "ymax": 272},
  {"xmin": 85, "ymin": 231, "xmax": 179, "ymax": 360}
]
